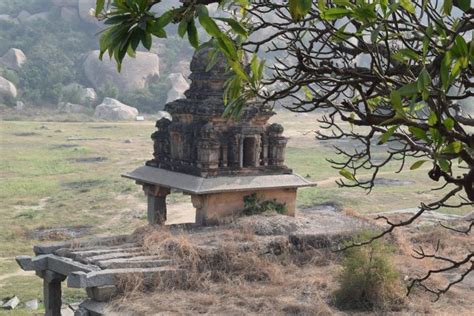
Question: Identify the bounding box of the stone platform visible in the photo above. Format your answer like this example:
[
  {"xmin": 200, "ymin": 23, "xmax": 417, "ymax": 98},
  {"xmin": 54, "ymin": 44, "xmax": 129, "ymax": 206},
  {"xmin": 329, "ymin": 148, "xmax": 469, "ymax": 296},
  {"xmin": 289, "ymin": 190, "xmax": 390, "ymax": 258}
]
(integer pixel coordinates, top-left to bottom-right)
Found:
[
  {"xmin": 16, "ymin": 208, "xmax": 370, "ymax": 315},
  {"xmin": 123, "ymin": 166, "xmax": 316, "ymax": 225}
]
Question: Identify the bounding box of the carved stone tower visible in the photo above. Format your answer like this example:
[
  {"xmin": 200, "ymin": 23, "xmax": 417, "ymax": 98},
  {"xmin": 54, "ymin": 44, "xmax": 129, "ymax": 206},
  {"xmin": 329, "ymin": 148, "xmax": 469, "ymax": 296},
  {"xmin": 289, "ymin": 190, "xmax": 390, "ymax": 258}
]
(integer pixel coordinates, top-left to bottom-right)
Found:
[{"xmin": 146, "ymin": 47, "xmax": 290, "ymax": 177}]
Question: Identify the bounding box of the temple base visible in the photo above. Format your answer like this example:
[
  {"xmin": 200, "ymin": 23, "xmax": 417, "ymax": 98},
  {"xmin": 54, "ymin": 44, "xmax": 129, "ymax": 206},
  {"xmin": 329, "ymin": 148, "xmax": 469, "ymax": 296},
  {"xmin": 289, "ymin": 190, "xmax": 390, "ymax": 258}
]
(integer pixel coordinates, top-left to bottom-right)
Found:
[{"xmin": 191, "ymin": 188, "xmax": 296, "ymax": 225}]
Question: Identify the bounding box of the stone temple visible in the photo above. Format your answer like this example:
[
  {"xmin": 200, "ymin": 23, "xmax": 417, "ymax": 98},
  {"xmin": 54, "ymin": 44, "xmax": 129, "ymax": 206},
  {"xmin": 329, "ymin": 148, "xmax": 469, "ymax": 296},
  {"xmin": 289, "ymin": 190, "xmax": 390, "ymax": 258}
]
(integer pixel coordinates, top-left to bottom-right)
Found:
[{"xmin": 124, "ymin": 47, "xmax": 315, "ymax": 225}]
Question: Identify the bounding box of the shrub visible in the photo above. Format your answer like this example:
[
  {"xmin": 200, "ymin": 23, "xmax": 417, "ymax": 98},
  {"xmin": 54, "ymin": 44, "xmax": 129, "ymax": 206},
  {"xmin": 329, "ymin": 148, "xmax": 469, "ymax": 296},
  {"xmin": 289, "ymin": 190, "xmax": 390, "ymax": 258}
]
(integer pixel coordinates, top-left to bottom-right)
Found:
[
  {"xmin": 334, "ymin": 231, "xmax": 404, "ymax": 311},
  {"xmin": 120, "ymin": 75, "xmax": 169, "ymax": 113},
  {"xmin": 0, "ymin": 69, "xmax": 19, "ymax": 86},
  {"xmin": 242, "ymin": 193, "xmax": 287, "ymax": 215},
  {"xmin": 60, "ymin": 84, "xmax": 83, "ymax": 105}
]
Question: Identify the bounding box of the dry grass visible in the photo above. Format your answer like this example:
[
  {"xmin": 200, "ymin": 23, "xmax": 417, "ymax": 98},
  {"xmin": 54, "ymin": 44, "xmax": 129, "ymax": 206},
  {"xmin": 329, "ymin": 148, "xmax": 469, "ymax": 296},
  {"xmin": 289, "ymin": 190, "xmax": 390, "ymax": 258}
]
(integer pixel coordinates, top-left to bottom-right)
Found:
[{"xmin": 107, "ymin": 222, "xmax": 474, "ymax": 315}]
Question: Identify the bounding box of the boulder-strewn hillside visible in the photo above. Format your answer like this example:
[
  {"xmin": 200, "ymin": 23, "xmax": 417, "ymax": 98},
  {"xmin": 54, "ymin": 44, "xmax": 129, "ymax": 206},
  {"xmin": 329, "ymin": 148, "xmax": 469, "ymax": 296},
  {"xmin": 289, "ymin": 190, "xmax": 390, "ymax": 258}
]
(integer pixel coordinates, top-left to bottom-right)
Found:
[{"xmin": 0, "ymin": 0, "xmax": 193, "ymax": 113}]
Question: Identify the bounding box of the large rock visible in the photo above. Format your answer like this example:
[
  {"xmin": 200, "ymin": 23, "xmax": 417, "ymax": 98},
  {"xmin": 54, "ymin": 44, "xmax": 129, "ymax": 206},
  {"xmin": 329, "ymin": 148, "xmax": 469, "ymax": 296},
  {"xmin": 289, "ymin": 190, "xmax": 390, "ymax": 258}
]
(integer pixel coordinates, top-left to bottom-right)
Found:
[
  {"xmin": 16, "ymin": 10, "xmax": 31, "ymax": 22},
  {"xmin": 61, "ymin": 7, "xmax": 80, "ymax": 22},
  {"xmin": 83, "ymin": 88, "xmax": 98, "ymax": 104},
  {"xmin": 83, "ymin": 50, "xmax": 160, "ymax": 92},
  {"xmin": 0, "ymin": 48, "xmax": 27, "ymax": 70},
  {"xmin": 25, "ymin": 12, "xmax": 50, "ymax": 23},
  {"xmin": 53, "ymin": 0, "xmax": 78, "ymax": 6},
  {"xmin": 94, "ymin": 98, "xmax": 138, "ymax": 120},
  {"xmin": 0, "ymin": 76, "xmax": 18, "ymax": 101},
  {"xmin": 166, "ymin": 73, "xmax": 189, "ymax": 102},
  {"xmin": 63, "ymin": 83, "xmax": 97, "ymax": 105},
  {"xmin": 0, "ymin": 14, "xmax": 18, "ymax": 24}
]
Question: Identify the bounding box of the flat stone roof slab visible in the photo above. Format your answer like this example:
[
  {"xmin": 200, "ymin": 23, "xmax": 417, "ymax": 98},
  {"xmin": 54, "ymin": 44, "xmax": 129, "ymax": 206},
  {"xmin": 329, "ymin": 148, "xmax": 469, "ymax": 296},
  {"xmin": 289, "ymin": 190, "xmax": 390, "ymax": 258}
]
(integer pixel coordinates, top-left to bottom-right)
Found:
[{"xmin": 122, "ymin": 166, "xmax": 316, "ymax": 194}]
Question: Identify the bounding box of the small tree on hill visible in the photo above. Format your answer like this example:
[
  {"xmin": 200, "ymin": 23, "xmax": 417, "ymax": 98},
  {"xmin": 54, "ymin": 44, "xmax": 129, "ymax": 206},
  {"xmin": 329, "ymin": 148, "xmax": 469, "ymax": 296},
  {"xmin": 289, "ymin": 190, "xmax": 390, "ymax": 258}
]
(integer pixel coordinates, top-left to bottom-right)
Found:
[{"xmin": 94, "ymin": 0, "xmax": 473, "ymax": 299}]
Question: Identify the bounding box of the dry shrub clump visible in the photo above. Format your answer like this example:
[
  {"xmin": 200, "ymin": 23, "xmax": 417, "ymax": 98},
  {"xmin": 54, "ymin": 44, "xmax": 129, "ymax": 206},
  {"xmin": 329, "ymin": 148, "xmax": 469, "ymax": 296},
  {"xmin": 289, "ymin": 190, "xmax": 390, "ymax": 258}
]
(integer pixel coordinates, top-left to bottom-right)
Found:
[
  {"xmin": 140, "ymin": 227, "xmax": 283, "ymax": 290},
  {"xmin": 334, "ymin": 231, "xmax": 405, "ymax": 311}
]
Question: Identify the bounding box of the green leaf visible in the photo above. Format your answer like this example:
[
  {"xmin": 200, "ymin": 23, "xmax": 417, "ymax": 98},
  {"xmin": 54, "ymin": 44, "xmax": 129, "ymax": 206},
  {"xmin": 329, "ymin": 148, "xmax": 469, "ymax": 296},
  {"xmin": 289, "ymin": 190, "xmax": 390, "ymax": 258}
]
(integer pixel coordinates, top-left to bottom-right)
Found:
[
  {"xmin": 250, "ymin": 54, "xmax": 259, "ymax": 78},
  {"xmin": 215, "ymin": 18, "xmax": 248, "ymax": 37},
  {"xmin": 205, "ymin": 49, "xmax": 220, "ymax": 72},
  {"xmin": 443, "ymin": 141, "xmax": 462, "ymax": 153},
  {"xmin": 178, "ymin": 18, "xmax": 188, "ymax": 38},
  {"xmin": 438, "ymin": 159, "xmax": 450, "ymax": 173},
  {"xmin": 398, "ymin": 83, "xmax": 418, "ymax": 97},
  {"xmin": 400, "ymin": 0, "xmax": 415, "ymax": 14},
  {"xmin": 187, "ymin": 19, "xmax": 199, "ymax": 49},
  {"xmin": 441, "ymin": 52, "xmax": 451, "ymax": 91},
  {"xmin": 95, "ymin": 0, "xmax": 105, "ymax": 17},
  {"xmin": 151, "ymin": 27, "xmax": 167, "ymax": 38},
  {"xmin": 321, "ymin": 7, "xmax": 351, "ymax": 20},
  {"xmin": 155, "ymin": 10, "xmax": 174, "ymax": 29},
  {"xmin": 454, "ymin": 35, "xmax": 469, "ymax": 57},
  {"xmin": 393, "ymin": 48, "xmax": 420, "ymax": 63},
  {"xmin": 371, "ymin": 25, "xmax": 381, "ymax": 44},
  {"xmin": 302, "ymin": 86, "xmax": 313, "ymax": 101},
  {"xmin": 429, "ymin": 128, "xmax": 443, "ymax": 147},
  {"xmin": 442, "ymin": 117, "xmax": 455, "ymax": 131},
  {"xmin": 198, "ymin": 15, "xmax": 222, "ymax": 38},
  {"xmin": 408, "ymin": 126, "xmax": 428, "ymax": 141},
  {"xmin": 339, "ymin": 169, "xmax": 356, "ymax": 181},
  {"xmin": 417, "ymin": 68, "xmax": 431, "ymax": 92},
  {"xmin": 428, "ymin": 111, "xmax": 438, "ymax": 126},
  {"xmin": 288, "ymin": 0, "xmax": 312, "ymax": 21},
  {"xmin": 379, "ymin": 125, "xmax": 398, "ymax": 144},
  {"xmin": 104, "ymin": 15, "xmax": 131, "ymax": 25},
  {"xmin": 228, "ymin": 59, "xmax": 250, "ymax": 82},
  {"xmin": 142, "ymin": 32, "xmax": 152, "ymax": 50},
  {"xmin": 390, "ymin": 90, "xmax": 403, "ymax": 113},
  {"xmin": 215, "ymin": 35, "xmax": 238, "ymax": 60},
  {"xmin": 443, "ymin": 0, "xmax": 453, "ymax": 15},
  {"xmin": 410, "ymin": 160, "xmax": 428, "ymax": 170},
  {"xmin": 454, "ymin": 0, "xmax": 471, "ymax": 12}
]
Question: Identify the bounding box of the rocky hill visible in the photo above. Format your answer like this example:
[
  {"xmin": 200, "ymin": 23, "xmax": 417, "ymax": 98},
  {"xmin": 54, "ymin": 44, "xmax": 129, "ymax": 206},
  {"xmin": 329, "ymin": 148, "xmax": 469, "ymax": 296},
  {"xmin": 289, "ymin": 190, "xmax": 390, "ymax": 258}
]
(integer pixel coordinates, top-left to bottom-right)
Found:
[{"xmin": 0, "ymin": 0, "xmax": 193, "ymax": 115}]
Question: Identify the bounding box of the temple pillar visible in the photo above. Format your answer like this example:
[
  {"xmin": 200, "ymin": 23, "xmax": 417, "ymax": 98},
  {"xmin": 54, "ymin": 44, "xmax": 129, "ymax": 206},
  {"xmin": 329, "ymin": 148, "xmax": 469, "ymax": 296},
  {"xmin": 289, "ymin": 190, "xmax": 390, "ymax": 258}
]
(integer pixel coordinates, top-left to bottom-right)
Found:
[
  {"xmin": 143, "ymin": 185, "xmax": 170, "ymax": 225},
  {"xmin": 42, "ymin": 270, "xmax": 66, "ymax": 316},
  {"xmin": 191, "ymin": 195, "xmax": 206, "ymax": 225},
  {"xmin": 254, "ymin": 135, "xmax": 262, "ymax": 167},
  {"xmin": 261, "ymin": 135, "xmax": 269, "ymax": 166}
]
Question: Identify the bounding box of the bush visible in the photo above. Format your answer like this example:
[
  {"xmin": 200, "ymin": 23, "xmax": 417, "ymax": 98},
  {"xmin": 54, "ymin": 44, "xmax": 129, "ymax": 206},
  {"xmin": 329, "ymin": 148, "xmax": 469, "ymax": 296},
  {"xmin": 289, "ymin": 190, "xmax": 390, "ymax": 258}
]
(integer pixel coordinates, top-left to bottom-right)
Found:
[
  {"xmin": 120, "ymin": 75, "xmax": 169, "ymax": 113},
  {"xmin": 0, "ymin": 69, "xmax": 19, "ymax": 86},
  {"xmin": 242, "ymin": 193, "xmax": 287, "ymax": 215},
  {"xmin": 334, "ymin": 231, "xmax": 404, "ymax": 311},
  {"xmin": 60, "ymin": 84, "xmax": 83, "ymax": 105}
]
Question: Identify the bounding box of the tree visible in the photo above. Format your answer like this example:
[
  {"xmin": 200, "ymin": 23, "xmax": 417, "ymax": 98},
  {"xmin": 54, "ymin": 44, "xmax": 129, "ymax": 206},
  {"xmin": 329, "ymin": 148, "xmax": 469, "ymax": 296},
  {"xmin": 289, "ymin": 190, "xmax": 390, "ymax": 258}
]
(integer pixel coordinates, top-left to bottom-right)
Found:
[{"xmin": 95, "ymin": 0, "xmax": 473, "ymax": 299}]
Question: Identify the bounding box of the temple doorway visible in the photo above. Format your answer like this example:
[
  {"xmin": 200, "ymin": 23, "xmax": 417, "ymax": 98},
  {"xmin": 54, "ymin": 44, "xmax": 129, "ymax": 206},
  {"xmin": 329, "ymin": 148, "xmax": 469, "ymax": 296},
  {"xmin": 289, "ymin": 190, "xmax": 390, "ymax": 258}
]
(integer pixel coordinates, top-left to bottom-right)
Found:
[{"xmin": 243, "ymin": 137, "xmax": 257, "ymax": 167}]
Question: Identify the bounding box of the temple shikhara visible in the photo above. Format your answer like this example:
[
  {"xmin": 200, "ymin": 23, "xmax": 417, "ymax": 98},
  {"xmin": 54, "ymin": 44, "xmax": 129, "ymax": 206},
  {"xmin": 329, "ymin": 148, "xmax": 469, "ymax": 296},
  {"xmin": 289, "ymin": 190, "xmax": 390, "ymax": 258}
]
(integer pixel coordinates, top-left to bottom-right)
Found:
[{"xmin": 124, "ymin": 47, "xmax": 315, "ymax": 225}]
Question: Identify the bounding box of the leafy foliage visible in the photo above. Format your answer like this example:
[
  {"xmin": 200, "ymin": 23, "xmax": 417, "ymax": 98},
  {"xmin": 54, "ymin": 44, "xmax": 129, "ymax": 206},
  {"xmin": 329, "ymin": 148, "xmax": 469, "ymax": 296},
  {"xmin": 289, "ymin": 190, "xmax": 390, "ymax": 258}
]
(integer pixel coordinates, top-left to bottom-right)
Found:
[
  {"xmin": 242, "ymin": 193, "xmax": 287, "ymax": 215},
  {"xmin": 335, "ymin": 231, "xmax": 404, "ymax": 310}
]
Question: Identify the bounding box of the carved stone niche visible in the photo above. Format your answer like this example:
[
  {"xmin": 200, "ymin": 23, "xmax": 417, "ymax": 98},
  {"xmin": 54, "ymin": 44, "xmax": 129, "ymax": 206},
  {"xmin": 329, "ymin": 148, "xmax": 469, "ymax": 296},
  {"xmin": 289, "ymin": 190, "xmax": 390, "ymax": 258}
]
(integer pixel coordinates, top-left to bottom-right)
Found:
[
  {"xmin": 197, "ymin": 123, "xmax": 220, "ymax": 171},
  {"xmin": 267, "ymin": 123, "xmax": 287, "ymax": 166}
]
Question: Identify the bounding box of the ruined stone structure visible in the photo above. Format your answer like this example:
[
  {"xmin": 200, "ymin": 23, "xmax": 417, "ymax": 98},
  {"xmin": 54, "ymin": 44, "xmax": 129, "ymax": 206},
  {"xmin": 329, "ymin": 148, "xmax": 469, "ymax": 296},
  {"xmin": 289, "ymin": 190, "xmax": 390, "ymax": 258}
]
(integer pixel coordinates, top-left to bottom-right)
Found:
[
  {"xmin": 146, "ymin": 47, "xmax": 290, "ymax": 177},
  {"xmin": 124, "ymin": 47, "xmax": 315, "ymax": 225}
]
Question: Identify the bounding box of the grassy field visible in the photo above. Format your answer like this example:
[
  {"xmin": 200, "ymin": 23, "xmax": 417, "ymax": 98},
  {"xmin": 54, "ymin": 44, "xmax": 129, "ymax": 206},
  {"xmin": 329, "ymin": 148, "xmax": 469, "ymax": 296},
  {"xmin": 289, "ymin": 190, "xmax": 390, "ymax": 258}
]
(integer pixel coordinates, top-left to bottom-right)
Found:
[{"xmin": 0, "ymin": 113, "xmax": 471, "ymax": 313}]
